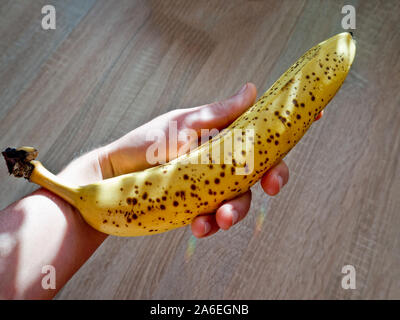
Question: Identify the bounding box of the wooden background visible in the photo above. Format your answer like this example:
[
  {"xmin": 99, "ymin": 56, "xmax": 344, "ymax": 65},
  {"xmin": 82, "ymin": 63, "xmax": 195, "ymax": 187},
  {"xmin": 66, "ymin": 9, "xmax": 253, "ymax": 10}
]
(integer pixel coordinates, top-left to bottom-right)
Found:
[{"xmin": 0, "ymin": 0, "xmax": 399, "ymax": 299}]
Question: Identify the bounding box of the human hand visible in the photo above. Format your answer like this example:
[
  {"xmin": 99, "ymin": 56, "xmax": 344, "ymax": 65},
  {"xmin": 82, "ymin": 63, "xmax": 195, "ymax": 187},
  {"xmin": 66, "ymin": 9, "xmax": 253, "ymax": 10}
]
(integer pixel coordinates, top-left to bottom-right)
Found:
[{"xmin": 78, "ymin": 82, "xmax": 322, "ymax": 238}]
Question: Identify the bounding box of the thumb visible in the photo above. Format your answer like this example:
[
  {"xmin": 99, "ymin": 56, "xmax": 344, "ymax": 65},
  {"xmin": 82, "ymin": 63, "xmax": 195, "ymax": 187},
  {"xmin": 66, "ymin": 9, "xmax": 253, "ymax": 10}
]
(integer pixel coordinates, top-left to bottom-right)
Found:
[{"xmin": 180, "ymin": 83, "xmax": 257, "ymax": 133}]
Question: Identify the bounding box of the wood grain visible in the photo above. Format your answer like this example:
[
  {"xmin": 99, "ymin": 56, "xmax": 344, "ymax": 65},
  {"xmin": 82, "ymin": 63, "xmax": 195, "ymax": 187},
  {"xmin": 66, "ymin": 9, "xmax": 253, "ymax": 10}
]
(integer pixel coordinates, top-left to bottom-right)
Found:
[{"xmin": 0, "ymin": 0, "xmax": 399, "ymax": 299}]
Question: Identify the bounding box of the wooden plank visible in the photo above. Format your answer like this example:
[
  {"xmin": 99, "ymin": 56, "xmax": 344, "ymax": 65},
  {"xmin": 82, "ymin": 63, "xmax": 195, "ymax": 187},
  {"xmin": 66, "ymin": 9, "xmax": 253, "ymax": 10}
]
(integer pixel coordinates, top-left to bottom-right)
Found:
[{"xmin": 0, "ymin": 0, "xmax": 97, "ymax": 118}]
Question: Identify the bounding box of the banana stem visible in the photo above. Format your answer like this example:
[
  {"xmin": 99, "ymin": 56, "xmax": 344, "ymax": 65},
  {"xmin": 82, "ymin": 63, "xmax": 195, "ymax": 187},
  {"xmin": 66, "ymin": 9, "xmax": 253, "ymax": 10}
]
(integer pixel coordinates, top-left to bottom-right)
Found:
[
  {"xmin": 2, "ymin": 147, "xmax": 79, "ymax": 207},
  {"xmin": 29, "ymin": 160, "xmax": 79, "ymax": 207}
]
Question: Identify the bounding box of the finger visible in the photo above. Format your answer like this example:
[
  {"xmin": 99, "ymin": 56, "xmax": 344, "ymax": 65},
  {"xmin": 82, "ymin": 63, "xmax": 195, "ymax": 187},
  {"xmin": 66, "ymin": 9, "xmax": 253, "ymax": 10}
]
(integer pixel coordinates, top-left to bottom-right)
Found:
[
  {"xmin": 191, "ymin": 214, "xmax": 220, "ymax": 238},
  {"xmin": 315, "ymin": 110, "xmax": 323, "ymax": 121},
  {"xmin": 260, "ymin": 160, "xmax": 289, "ymax": 196},
  {"xmin": 180, "ymin": 83, "xmax": 258, "ymax": 133},
  {"xmin": 216, "ymin": 190, "xmax": 252, "ymax": 230}
]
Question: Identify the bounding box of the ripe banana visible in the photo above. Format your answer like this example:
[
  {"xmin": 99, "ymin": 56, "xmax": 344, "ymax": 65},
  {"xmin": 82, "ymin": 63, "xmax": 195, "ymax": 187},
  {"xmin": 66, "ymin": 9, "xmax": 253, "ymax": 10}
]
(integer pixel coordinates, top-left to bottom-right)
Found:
[{"xmin": 2, "ymin": 33, "xmax": 355, "ymax": 237}]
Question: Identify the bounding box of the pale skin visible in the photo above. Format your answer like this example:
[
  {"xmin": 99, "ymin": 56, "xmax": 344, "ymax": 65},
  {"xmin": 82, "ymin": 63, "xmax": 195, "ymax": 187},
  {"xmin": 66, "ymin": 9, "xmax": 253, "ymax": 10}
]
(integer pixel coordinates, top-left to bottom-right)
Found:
[{"xmin": 0, "ymin": 83, "xmax": 322, "ymax": 299}]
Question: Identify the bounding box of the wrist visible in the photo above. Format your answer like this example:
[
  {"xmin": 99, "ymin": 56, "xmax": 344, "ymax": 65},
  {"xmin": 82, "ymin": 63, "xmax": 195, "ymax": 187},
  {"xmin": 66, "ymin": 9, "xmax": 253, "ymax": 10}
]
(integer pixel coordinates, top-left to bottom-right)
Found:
[
  {"xmin": 57, "ymin": 147, "xmax": 107, "ymax": 185},
  {"xmin": 28, "ymin": 187, "xmax": 108, "ymax": 244},
  {"xmin": 34, "ymin": 148, "xmax": 110, "ymax": 243}
]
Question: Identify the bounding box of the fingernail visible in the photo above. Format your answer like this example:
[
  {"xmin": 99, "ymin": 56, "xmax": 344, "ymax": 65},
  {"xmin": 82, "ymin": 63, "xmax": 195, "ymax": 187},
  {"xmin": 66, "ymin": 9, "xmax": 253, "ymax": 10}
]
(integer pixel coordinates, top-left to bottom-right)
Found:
[
  {"xmin": 231, "ymin": 209, "xmax": 239, "ymax": 225},
  {"xmin": 277, "ymin": 175, "xmax": 283, "ymax": 190},
  {"xmin": 203, "ymin": 222, "xmax": 211, "ymax": 235},
  {"xmin": 236, "ymin": 83, "xmax": 248, "ymax": 96}
]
